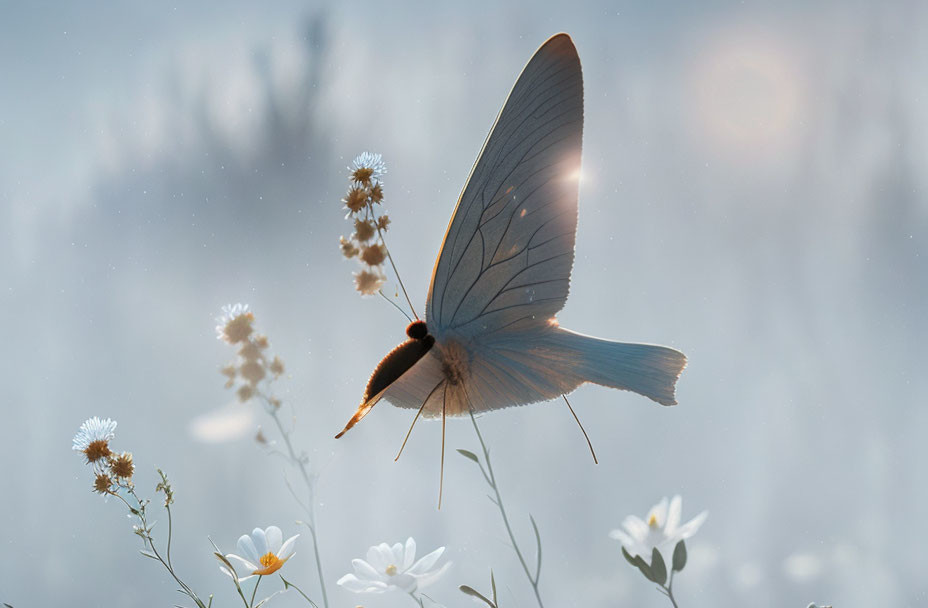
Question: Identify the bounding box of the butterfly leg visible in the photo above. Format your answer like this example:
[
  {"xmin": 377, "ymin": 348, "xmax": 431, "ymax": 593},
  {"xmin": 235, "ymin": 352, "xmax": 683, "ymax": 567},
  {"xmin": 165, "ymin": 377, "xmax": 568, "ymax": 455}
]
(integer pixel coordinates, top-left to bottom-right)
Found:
[
  {"xmin": 438, "ymin": 382, "xmax": 448, "ymax": 510},
  {"xmin": 562, "ymin": 395, "xmax": 598, "ymax": 464},
  {"xmin": 394, "ymin": 380, "xmax": 445, "ymax": 462}
]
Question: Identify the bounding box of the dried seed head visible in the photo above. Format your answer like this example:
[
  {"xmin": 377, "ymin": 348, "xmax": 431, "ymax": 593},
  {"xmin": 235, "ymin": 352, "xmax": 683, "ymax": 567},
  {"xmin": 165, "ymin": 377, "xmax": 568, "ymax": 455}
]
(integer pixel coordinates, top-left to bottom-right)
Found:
[
  {"xmin": 93, "ymin": 473, "xmax": 113, "ymax": 494},
  {"xmin": 269, "ymin": 356, "xmax": 285, "ymax": 377},
  {"xmin": 354, "ymin": 269, "xmax": 386, "ymax": 295},
  {"xmin": 360, "ymin": 243, "xmax": 387, "ymax": 267},
  {"xmin": 84, "ymin": 440, "xmax": 112, "ymax": 464},
  {"xmin": 354, "ymin": 219, "xmax": 376, "ymax": 242},
  {"xmin": 340, "ymin": 236, "xmax": 360, "ymax": 259},
  {"xmin": 237, "ymin": 384, "xmax": 255, "ymax": 402},
  {"xmin": 110, "ymin": 452, "xmax": 135, "ymax": 480},
  {"xmin": 240, "ymin": 361, "xmax": 266, "ymax": 385},
  {"xmin": 343, "ymin": 186, "xmax": 369, "ymax": 214},
  {"xmin": 239, "ymin": 341, "xmax": 262, "ymax": 362},
  {"xmin": 369, "ymin": 182, "xmax": 384, "ymax": 203}
]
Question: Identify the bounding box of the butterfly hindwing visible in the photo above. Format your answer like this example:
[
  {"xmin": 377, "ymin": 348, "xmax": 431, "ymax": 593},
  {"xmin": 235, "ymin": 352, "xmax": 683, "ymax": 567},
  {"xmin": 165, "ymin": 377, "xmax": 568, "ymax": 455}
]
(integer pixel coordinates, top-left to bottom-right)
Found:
[{"xmin": 426, "ymin": 34, "xmax": 583, "ymax": 340}]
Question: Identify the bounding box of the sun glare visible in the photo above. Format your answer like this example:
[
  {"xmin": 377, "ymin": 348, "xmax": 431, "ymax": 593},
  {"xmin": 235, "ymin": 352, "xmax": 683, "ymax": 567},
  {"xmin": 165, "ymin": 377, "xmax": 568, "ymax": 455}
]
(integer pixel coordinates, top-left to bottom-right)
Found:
[{"xmin": 689, "ymin": 28, "xmax": 805, "ymax": 159}]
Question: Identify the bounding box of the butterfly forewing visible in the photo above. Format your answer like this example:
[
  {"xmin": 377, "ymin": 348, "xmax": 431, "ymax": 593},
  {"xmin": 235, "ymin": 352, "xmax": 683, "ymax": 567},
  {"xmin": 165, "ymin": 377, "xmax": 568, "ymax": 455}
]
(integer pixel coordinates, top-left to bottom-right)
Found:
[{"xmin": 426, "ymin": 34, "xmax": 583, "ymax": 339}]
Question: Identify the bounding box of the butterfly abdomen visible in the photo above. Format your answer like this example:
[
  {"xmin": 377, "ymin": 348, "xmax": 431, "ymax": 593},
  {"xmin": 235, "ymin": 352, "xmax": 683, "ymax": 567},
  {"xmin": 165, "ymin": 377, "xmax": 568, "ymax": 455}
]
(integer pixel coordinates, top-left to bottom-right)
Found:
[{"xmin": 364, "ymin": 334, "xmax": 435, "ymax": 401}]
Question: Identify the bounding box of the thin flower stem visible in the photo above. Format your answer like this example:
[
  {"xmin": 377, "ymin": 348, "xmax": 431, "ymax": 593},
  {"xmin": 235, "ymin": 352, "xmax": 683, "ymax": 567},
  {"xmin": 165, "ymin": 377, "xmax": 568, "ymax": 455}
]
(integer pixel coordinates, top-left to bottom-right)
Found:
[
  {"xmin": 408, "ymin": 591, "xmax": 425, "ymax": 607},
  {"xmin": 166, "ymin": 504, "xmax": 174, "ymax": 569},
  {"xmin": 235, "ymin": 584, "xmax": 252, "ymax": 608},
  {"xmin": 259, "ymin": 392, "xmax": 329, "ymax": 608},
  {"xmin": 115, "ymin": 487, "xmax": 207, "ymax": 608},
  {"xmin": 249, "ymin": 575, "xmax": 263, "ymax": 608},
  {"xmin": 280, "ymin": 575, "xmax": 321, "ymax": 607},
  {"xmin": 468, "ymin": 411, "xmax": 545, "ymax": 608},
  {"xmin": 654, "ymin": 575, "xmax": 680, "ymax": 608},
  {"xmin": 663, "ymin": 581, "xmax": 680, "ymax": 608}
]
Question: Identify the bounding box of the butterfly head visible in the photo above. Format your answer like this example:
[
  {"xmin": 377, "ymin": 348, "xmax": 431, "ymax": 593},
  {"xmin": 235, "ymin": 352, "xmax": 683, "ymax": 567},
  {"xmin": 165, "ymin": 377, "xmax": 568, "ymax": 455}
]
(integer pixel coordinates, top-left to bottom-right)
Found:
[{"xmin": 406, "ymin": 320, "xmax": 429, "ymax": 341}]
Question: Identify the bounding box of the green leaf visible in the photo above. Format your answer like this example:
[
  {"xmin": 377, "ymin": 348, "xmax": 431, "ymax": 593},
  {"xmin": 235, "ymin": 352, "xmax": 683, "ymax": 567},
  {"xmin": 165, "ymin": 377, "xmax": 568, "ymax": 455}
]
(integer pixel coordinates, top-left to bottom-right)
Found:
[
  {"xmin": 459, "ymin": 585, "xmax": 495, "ymax": 607},
  {"xmin": 139, "ymin": 549, "xmax": 159, "ymax": 560},
  {"xmin": 491, "ymin": 570, "xmax": 497, "ymax": 605},
  {"xmin": 672, "ymin": 540, "xmax": 687, "ymax": 572},
  {"xmin": 650, "ymin": 548, "xmax": 667, "ymax": 586},
  {"xmin": 457, "ymin": 449, "xmax": 480, "ymax": 463},
  {"xmin": 623, "ymin": 547, "xmax": 656, "ymax": 582}
]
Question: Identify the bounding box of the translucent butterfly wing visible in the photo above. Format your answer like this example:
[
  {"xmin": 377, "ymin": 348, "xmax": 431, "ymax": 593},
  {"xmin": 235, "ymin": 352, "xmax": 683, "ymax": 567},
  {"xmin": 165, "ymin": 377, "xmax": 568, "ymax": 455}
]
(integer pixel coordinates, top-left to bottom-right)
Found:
[{"xmin": 426, "ymin": 34, "xmax": 583, "ymax": 339}]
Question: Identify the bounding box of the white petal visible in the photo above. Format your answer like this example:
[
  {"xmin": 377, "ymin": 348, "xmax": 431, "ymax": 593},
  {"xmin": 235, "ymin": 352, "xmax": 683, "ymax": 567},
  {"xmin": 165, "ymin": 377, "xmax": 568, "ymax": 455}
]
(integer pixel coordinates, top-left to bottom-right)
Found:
[
  {"xmin": 622, "ymin": 541, "xmax": 649, "ymax": 559},
  {"xmin": 609, "ymin": 529, "xmax": 634, "ymax": 546},
  {"xmin": 621, "ymin": 516, "xmax": 648, "ymax": 541},
  {"xmin": 237, "ymin": 535, "xmax": 260, "ymax": 563},
  {"xmin": 265, "ymin": 526, "xmax": 283, "ymax": 555},
  {"xmin": 649, "ymin": 497, "xmax": 669, "ymax": 528},
  {"xmin": 366, "ymin": 546, "xmax": 387, "ymax": 571},
  {"xmin": 407, "ymin": 546, "xmax": 445, "ymax": 576},
  {"xmin": 226, "ymin": 553, "xmax": 259, "ymax": 579},
  {"xmin": 414, "ymin": 560, "xmax": 451, "ymax": 589},
  {"xmin": 665, "ymin": 496, "xmax": 682, "ymax": 533},
  {"xmin": 278, "ymin": 535, "xmax": 300, "ymax": 560},
  {"xmin": 352, "ymin": 559, "xmax": 384, "ymax": 582},
  {"xmin": 374, "ymin": 543, "xmax": 394, "ymax": 569},
  {"xmin": 403, "ymin": 537, "xmax": 417, "ymax": 570},
  {"xmin": 218, "ymin": 564, "xmax": 237, "ymax": 580},
  {"xmin": 251, "ymin": 528, "xmax": 268, "ymax": 558},
  {"xmin": 337, "ymin": 573, "xmax": 389, "ymax": 593},
  {"xmin": 388, "ymin": 572, "xmax": 418, "ymax": 593},
  {"xmin": 676, "ymin": 510, "xmax": 709, "ymax": 539}
]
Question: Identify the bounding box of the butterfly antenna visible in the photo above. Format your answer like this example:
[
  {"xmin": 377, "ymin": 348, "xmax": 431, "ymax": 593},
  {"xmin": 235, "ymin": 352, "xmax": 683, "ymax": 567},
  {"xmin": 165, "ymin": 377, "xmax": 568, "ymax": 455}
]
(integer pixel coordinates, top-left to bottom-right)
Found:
[
  {"xmin": 563, "ymin": 395, "xmax": 598, "ymax": 464},
  {"xmin": 378, "ymin": 289, "xmax": 412, "ymax": 323},
  {"xmin": 375, "ymin": 226, "xmax": 419, "ymax": 320},
  {"xmin": 438, "ymin": 383, "xmax": 448, "ymax": 510},
  {"xmin": 395, "ymin": 381, "xmax": 444, "ymax": 462}
]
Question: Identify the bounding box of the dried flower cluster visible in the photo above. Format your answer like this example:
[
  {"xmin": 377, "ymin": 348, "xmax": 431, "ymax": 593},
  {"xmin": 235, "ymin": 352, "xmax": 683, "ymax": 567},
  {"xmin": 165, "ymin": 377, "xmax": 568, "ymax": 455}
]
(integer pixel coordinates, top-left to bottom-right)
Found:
[
  {"xmin": 216, "ymin": 303, "xmax": 285, "ymax": 405},
  {"xmin": 339, "ymin": 152, "xmax": 392, "ymax": 295},
  {"xmin": 72, "ymin": 417, "xmax": 135, "ymax": 495}
]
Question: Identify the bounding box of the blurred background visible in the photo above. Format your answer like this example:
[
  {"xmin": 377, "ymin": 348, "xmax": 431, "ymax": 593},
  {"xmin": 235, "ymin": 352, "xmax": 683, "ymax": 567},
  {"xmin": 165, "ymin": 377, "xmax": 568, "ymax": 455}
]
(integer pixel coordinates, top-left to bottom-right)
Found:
[{"xmin": 1, "ymin": 1, "xmax": 926, "ymax": 606}]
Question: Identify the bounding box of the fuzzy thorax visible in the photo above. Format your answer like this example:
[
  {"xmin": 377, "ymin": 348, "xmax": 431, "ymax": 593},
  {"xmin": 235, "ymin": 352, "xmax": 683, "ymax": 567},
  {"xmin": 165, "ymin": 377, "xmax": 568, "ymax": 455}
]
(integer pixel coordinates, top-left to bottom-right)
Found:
[{"xmin": 438, "ymin": 339, "xmax": 470, "ymax": 387}]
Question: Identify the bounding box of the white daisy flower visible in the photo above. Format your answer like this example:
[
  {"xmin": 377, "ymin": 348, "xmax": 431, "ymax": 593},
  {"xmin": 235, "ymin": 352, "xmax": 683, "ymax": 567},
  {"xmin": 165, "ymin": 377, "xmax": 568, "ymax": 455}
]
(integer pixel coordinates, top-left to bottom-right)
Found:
[
  {"xmin": 349, "ymin": 152, "xmax": 387, "ymax": 185},
  {"xmin": 72, "ymin": 417, "xmax": 117, "ymax": 452},
  {"xmin": 222, "ymin": 526, "xmax": 299, "ymax": 581},
  {"xmin": 215, "ymin": 303, "xmax": 254, "ymax": 344},
  {"xmin": 610, "ymin": 495, "xmax": 708, "ymax": 561},
  {"xmin": 337, "ymin": 537, "xmax": 450, "ymax": 594}
]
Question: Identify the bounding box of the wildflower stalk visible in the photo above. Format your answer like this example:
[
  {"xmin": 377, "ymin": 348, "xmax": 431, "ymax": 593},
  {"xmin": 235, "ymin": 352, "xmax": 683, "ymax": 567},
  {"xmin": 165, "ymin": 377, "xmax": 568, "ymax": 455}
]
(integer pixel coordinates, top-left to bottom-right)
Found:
[
  {"xmin": 256, "ymin": 390, "xmax": 329, "ymax": 608},
  {"xmin": 655, "ymin": 569, "xmax": 679, "ymax": 608},
  {"xmin": 280, "ymin": 576, "xmax": 321, "ymax": 608},
  {"xmin": 466, "ymin": 411, "xmax": 546, "ymax": 608},
  {"xmin": 113, "ymin": 484, "xmax": 209, "ymax": 608},
  {"xmin": 249, "ymin": 575, "xmax": 263, "ymax": 607}
]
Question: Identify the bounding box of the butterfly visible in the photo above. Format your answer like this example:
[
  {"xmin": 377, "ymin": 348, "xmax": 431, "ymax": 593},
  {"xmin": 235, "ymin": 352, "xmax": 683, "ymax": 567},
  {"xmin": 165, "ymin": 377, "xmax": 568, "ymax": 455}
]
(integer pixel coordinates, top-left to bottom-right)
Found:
[{"xmin": 336, "ymin": 34, "xmax": 686, "ymax": 495}]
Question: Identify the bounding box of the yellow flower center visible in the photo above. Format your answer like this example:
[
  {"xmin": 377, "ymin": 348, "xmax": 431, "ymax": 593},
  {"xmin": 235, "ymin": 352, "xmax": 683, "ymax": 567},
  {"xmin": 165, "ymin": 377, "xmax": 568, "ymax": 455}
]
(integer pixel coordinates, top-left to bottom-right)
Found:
[
  {"xmin": 385, "ymin": 564, "xmax": 398, "ymax": 576},
  {"xmin": 648, "ymin": 514, "xmax": 659, "ymax": 528},
  {"xmin": 253, "ymin": 552, "xmax": 285, "ymax": 576}
]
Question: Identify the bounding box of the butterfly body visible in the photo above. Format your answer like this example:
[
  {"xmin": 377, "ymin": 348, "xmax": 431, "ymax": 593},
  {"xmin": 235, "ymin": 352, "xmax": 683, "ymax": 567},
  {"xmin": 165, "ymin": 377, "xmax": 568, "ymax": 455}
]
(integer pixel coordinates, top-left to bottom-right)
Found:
[{"xmin": 336, "ymin": 33, "xmax": 686, "ymax": 441}]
